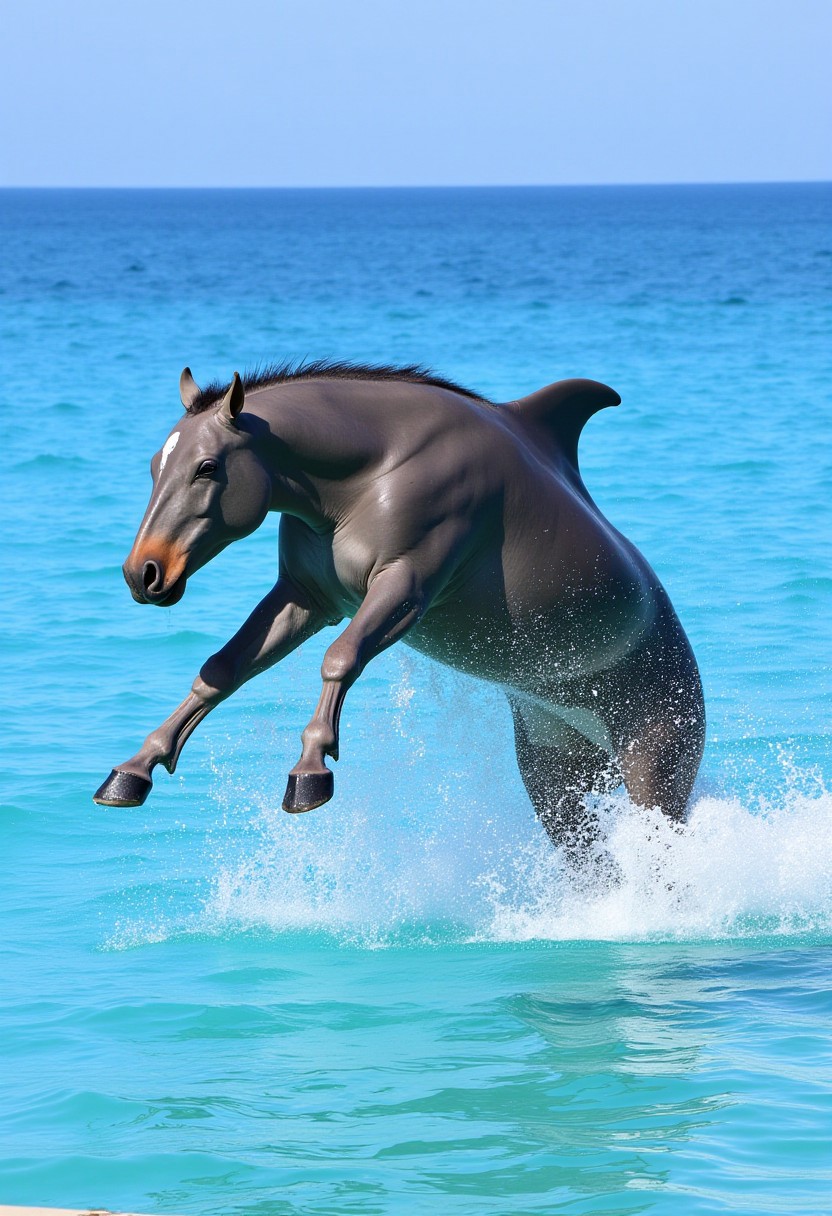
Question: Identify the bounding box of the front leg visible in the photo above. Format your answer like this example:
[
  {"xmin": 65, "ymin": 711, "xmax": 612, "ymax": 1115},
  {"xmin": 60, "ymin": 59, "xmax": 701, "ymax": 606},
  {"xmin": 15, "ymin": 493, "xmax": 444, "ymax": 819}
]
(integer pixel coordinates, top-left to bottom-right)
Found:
[
  {"xmin": 94, "ymin": 578, "xmax": 325, "ymax": 807},
  {"xmin": 284, "ymin": 561, "xmax": 426, "ymax": 812}
]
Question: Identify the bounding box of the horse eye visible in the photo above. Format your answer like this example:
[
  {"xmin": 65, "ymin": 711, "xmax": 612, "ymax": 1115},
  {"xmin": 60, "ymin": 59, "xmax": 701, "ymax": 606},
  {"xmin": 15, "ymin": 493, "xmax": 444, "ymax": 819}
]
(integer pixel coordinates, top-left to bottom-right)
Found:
[{"xmin": 196, "ymin": 459, "xmax": 218, "ymax": 479}]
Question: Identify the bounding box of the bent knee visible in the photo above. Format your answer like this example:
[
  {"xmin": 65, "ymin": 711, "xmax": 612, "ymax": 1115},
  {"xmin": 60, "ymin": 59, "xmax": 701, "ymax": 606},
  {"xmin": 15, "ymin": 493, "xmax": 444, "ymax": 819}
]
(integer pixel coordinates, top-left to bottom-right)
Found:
[
  {"xmin": 194, "ymin": 652, "xmax": 238, "ymax": 701},
  {"xmin": 321, "ymin": 641, "xmax": 361, "ymax": 684}
]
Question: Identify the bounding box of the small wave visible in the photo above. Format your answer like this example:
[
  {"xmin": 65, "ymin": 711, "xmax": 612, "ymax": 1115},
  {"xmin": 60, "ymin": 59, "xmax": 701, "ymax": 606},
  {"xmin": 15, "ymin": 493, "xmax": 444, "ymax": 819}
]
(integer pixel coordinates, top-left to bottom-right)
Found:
[{"xmin": 12, "ymin": 452, "xmax": 96, "ymax": 472}]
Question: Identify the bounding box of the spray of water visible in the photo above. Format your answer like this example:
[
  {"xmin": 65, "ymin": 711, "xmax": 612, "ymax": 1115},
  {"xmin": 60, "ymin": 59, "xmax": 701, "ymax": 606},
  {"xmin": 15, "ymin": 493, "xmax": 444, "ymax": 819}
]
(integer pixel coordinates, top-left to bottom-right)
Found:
[
  {"xmin": 194, "ymin": 780, "xmax": 832, "ymax": 947},
  {"xmin": 108, "ymin": 660, "xmax": 832, "ymax": 949}
]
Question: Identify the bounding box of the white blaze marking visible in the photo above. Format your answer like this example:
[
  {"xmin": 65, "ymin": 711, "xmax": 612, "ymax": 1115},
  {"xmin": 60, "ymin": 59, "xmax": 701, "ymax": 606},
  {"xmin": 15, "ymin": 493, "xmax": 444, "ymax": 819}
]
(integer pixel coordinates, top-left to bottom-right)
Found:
[{"xmin": 160, "ymin": 431, "xmax": 180, "ymax": 472}]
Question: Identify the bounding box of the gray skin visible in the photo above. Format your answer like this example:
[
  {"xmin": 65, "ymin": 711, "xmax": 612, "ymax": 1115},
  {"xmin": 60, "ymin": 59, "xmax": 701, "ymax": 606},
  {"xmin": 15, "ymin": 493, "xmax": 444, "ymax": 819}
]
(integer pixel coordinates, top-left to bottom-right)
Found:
[{"xmin": 94, "ymin": 368, "xmax": 705, "ymax": 855}]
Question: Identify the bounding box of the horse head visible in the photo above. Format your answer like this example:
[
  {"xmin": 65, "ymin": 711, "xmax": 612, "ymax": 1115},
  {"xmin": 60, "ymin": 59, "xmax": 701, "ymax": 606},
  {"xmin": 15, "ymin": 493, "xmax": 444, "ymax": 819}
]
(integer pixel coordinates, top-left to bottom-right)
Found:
[{"xmin": 122, "ymin": 369, "xmax": 273, "ymax": 605}]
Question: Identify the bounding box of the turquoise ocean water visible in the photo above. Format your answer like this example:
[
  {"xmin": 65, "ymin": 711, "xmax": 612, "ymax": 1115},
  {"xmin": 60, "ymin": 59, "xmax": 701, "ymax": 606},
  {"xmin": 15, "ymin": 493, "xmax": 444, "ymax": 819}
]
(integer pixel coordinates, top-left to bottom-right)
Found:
[{"xmin": 1, "ymin": 184, "xmax": 831, "ymax": 1213}]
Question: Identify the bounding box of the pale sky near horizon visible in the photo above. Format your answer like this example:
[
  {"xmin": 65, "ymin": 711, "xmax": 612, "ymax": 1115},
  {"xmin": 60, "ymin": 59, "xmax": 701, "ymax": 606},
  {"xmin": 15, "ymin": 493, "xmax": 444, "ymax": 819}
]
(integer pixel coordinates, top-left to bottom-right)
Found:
[{"xmin": 2, "ymin": 0, "xmax": 829, "ymax": 188}]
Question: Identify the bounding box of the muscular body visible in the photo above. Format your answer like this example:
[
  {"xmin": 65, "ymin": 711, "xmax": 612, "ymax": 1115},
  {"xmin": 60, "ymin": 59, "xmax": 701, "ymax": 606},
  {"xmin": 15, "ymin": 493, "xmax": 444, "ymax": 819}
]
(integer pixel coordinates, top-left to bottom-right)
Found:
[{"xmin": 95, "ymin": 367, "xmax": 705, "ymax": 852}]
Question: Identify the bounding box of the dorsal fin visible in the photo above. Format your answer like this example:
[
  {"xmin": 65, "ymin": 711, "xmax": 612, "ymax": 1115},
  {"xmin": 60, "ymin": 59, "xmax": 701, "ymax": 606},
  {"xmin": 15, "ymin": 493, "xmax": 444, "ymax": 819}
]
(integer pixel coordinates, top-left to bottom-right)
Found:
[{"xmin": 507, "ymin": 378, "xmax": 620, "ymax": 473}]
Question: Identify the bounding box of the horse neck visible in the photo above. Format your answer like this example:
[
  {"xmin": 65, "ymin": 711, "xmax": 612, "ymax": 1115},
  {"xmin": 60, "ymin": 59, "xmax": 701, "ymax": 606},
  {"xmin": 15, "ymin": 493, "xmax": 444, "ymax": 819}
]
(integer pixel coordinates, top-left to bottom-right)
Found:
[{"xmin": 250, "ymin": 383, "xmax": 384, "ymax": 527}]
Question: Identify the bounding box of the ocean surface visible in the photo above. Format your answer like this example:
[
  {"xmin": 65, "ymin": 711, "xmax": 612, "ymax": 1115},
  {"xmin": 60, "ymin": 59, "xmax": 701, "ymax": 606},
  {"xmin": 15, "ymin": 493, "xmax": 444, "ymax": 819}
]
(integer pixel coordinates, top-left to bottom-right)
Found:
[{"xmin": 1, "ymin": 184, "xmax": 831, "ymax": 1214}]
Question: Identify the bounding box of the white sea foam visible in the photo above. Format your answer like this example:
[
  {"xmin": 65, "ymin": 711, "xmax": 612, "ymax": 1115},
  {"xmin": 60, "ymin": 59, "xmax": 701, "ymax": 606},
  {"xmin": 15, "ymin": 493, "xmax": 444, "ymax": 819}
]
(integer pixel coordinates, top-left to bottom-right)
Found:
[
  {"xmin": 106, "ymin": 659, "xmax": 832, "ymax": 951},
  {"xmin": 192, "ymin": 763, "xmax": 832, "ymax": 948},
  {"xmin": 478, "ymin": 786, "xmax": 832, "ymax": 942}
]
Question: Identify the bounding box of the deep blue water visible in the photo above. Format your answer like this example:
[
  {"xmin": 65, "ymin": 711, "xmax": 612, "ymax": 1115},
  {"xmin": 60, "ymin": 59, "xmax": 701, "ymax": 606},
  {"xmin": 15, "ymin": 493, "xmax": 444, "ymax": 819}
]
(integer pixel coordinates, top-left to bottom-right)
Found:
[{"xmin": 1, "ymin": 184, "xmax": 831, "ymax": 1214}]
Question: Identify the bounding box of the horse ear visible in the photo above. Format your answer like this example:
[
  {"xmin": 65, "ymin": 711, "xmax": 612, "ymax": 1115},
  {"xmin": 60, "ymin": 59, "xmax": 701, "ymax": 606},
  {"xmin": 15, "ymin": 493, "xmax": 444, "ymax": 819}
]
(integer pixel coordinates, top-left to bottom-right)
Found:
[
  {"xmin": 179, "ymin": 367, "xmax": 200, "ymax": 410},
  {"xmin": 219, "ymin": 372, "xmax": 245, "ymax": 424}
]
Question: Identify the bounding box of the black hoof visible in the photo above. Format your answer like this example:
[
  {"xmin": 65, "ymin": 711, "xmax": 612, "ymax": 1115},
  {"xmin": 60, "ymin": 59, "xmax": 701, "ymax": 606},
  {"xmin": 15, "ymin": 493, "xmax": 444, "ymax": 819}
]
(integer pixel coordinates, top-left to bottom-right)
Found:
[
  {"xmin": 283, "ymin": 770, "xmax": 334, "ymax": 813},
  {"xmin": 93, "ymin": 769, "xmax": 153, "ymax": 807}
]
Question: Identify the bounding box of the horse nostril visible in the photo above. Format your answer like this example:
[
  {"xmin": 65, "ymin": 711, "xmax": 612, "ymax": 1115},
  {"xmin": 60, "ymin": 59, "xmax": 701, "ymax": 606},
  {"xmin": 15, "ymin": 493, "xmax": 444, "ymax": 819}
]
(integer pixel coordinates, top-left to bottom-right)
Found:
[{"xmin": 142, "ymin": 560, "xmax": 163, "ymax": 594}]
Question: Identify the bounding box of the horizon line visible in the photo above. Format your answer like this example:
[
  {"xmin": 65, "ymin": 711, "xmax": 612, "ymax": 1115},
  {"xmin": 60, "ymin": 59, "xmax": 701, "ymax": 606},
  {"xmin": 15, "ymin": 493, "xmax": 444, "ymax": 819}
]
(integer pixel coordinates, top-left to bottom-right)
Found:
[{"xmin": 1, "ymin": 178, "xmax": 830, "ymax": 192}]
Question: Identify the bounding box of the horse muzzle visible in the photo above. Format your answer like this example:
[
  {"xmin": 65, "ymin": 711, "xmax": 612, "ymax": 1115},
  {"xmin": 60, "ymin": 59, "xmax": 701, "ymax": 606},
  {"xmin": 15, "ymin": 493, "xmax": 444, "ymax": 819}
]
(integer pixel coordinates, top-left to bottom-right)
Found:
[{"xmin": 123, "ymin": 549, "xmax": 188, "ymax": 606}]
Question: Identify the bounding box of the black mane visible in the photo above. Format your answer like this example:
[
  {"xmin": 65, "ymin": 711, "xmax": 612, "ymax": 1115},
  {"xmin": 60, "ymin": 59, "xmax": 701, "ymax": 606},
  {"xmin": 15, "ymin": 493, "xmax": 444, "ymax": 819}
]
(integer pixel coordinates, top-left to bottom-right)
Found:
[{"xmin": 187, "ymin": 359, "xmax": 488, "ymax": 413}]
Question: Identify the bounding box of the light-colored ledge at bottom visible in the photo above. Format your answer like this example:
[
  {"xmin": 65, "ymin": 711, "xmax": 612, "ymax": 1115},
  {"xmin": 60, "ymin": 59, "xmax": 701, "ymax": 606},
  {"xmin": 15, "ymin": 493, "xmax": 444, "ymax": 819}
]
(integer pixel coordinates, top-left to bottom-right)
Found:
[{"xmin": 0, "ymin": 1207, "xmax": 167, "ymax": 1216}]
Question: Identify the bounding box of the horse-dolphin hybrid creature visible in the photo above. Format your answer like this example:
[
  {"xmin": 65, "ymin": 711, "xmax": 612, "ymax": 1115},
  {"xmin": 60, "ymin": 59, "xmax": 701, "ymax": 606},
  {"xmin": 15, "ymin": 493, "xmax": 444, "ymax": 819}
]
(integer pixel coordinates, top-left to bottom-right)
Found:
[{"xmin": 94, "ymin": 362, "xmax": 705, "ymax": 854}]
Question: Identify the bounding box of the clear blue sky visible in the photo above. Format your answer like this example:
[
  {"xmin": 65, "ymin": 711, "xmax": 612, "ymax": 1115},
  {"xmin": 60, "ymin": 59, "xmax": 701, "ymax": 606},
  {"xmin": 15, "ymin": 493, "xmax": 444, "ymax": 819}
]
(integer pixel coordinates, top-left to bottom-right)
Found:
[{"xmin": 2, "ymin": 0, "xmax": 829, "ymax": 187}]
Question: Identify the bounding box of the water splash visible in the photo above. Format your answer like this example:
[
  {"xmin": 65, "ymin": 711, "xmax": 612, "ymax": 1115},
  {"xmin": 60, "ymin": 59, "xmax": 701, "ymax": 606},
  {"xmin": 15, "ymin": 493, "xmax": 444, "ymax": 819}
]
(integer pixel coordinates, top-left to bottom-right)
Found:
[
  {"xmin": 480, "ymin": 786, "xmax": 832, "ymax": 942},
  {"xmin": 176, "ymin": 763, "xmax": 832, "ymax": 949},
  {"xmin": 106, "ymin": 656, "xmax": 832, "ymax": 951}
]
